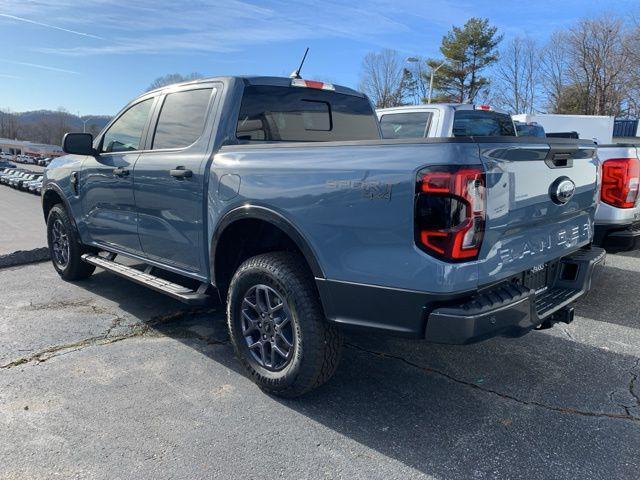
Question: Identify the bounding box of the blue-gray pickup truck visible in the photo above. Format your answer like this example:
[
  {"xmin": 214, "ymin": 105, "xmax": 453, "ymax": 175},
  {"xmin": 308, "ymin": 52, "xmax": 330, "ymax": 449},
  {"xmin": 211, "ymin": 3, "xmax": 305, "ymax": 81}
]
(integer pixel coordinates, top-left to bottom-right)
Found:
[{"xmin": 42, "ymin": 76, "xmax": 605, "ymax": 396}]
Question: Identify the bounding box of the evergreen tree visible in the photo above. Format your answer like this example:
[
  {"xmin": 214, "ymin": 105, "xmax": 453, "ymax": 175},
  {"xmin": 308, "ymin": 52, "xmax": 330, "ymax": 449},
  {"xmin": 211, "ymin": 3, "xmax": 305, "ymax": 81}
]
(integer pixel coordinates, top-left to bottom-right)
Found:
[{"xmin": 433, "ymin": 18, "xmax": 502, "ymax": 103}]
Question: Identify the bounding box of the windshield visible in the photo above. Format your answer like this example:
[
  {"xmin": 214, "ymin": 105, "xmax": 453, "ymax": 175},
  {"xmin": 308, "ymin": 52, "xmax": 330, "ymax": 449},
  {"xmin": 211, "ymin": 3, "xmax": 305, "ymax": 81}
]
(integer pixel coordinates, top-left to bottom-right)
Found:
[{"xmin": 453, "ymin": 109, "xmax": 516, "ymax": 137}]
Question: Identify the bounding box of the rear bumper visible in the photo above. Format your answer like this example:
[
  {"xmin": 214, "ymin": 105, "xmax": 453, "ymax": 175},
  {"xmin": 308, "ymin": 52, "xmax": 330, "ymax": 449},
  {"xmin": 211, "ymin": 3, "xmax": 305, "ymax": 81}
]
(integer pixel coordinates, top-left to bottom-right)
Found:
[
  {"xmin": 317, "ymin": 246, "xmax": 606, "ymax": 344},
  {"xmin": 425, "ymin": 247, "xmax": 605, "ymax": 343},
  {"xmin": 593, "ymin": 222, "xmax": 640, "ymax": 252}
]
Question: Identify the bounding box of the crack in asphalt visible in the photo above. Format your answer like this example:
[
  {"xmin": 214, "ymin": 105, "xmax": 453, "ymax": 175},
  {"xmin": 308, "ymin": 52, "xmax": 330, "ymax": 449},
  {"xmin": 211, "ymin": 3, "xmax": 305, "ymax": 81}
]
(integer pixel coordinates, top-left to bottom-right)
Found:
[
  {"xmin": 23, "ymin": 300, "xmax": 108, "ymax": 312},
  {"xmin": 346, "ymin": 343, "xmax": 640, "ymax": 423},
  {"xmin": 630, "ymin": 357, "xmax": 640, "ymax": 412},
  {"xmin": 0, "ymin": 307, "xmax": 221, "ymax": 370},
  {"xmin": 560, "ymin": 327, "xmax": 574, "ymax": 341}
]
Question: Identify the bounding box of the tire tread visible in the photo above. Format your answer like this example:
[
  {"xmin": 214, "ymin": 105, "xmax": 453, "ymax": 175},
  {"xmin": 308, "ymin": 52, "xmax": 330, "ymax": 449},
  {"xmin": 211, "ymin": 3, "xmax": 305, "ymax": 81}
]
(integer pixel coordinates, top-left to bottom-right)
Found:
[{"xmin": 227, "ymin": 252, "xmax": 342, "ymax": 397}]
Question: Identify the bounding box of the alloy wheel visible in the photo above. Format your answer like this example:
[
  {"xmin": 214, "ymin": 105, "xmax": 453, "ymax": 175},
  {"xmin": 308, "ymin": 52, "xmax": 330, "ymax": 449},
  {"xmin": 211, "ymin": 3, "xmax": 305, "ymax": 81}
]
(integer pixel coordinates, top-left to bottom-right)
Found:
[
  {"xmin": 240, "ymin": 284, "xmax": 295, "ymax": 371},
  {"xmin": 51, "ymin": 218, "xmax": 70, "ymax": 268}
]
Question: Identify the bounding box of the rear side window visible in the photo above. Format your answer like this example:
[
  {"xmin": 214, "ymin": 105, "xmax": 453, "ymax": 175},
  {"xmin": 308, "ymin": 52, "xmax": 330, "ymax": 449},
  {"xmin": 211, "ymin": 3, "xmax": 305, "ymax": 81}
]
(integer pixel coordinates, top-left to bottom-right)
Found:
[
  {"xmin": 380, "ymin": 112, "xmax": 433, "ymax": 139},
  {"xmin": 102, "ymin": 99, "xmax": 153, "ymax": 153},
  {"xmin": 236, "ymin": 85, "xmax": 380, "ymax": 142},
  {"xmin": 452, "ymin": 110, "xmax": 516, "ymax": 137},
  {"xmin": 152, "ymin": 88, "xmax": 213, "ymax": 150}
]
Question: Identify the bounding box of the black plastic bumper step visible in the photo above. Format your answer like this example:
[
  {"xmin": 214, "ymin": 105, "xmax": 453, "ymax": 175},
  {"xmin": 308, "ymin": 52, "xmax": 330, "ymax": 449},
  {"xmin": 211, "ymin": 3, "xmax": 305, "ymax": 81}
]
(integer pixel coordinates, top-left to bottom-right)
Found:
[{"xmin": 81, "ymin": 254, "xmax": 210, "ymax": 305}]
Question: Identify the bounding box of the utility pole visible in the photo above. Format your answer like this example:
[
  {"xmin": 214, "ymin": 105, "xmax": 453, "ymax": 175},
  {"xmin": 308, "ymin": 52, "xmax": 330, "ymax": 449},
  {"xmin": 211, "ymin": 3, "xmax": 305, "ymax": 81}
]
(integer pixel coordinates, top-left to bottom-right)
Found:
[
  {"xmin": 428, "ymin": 61, "xmax": 446, "ymax": 104},
  {"xmin": 77, "ymin": 112, "xmax": 89, "ymax": 133},
  {"xmin": 406, "ymin": 57, "xmax": 421, "ymax": 105}
]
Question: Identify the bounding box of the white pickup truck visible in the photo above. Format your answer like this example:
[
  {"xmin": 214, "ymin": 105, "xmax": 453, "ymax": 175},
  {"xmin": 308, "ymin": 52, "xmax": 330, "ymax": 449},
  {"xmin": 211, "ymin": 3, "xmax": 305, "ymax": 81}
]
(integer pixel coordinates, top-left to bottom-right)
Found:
[{"xmin": 377, "ymin": 104, "xmax": 516, "ymax": 138}]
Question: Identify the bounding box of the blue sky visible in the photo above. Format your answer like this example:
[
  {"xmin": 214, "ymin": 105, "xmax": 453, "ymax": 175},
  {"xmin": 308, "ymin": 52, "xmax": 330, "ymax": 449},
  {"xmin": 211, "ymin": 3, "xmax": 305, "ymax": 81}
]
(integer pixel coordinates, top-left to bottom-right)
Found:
[{"xmin": 1, "ymin": 0, "xmax": 638, "ymax": 115}]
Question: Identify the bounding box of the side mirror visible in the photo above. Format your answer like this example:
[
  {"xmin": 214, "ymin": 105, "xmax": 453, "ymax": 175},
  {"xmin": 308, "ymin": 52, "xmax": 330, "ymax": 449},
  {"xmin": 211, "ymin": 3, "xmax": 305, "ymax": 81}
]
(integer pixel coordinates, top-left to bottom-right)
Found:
[{"xmin": 63, "ymin": 133, "xmax": 95, "ymax": 155}]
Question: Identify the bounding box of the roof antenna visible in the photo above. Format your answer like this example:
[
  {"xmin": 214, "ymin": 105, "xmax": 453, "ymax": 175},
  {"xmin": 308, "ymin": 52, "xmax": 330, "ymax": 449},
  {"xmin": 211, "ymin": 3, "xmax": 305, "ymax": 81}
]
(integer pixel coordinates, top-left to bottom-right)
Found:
[{"xmin": 289, "ymin": 47, "xmax": 309, "ymax": 79}]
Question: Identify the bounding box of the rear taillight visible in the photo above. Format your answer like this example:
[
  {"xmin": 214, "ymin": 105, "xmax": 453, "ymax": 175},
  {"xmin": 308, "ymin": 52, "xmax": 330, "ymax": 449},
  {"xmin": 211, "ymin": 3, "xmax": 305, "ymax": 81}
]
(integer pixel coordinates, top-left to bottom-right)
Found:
[
  {"xmin": 601, "ymin": 157, "xmax": 640, "ymax": 208},
  {"xmin": 415, "ymin": 166, "xmax": 486, "ymax": 261}
]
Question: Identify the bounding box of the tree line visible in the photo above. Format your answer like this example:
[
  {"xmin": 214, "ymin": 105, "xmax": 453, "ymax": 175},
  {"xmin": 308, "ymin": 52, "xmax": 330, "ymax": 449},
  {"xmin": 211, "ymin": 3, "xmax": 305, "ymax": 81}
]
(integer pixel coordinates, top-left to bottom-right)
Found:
[
  {"xmin": 0, "ymin": 73, "xmax": 200, "ymax": 146},
  {"xmin": 359, "ymin": 15, "xmax": 640, "ymax": 117},
  {"xmin": 0, "ymin": 108, "xmax": 109, "ymax": 146}
]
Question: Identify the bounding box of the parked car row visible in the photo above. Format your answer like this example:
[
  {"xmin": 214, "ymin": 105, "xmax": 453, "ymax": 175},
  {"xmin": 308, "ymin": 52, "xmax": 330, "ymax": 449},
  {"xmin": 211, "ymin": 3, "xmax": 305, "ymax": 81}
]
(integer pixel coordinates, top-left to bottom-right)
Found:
[
  {"xmin": 0, "ymin": 153, "xmax": 54, "ymax": 167},
  {"xmin": 0, "ymin": 167, "xmax": 43, "ymax": 194}
]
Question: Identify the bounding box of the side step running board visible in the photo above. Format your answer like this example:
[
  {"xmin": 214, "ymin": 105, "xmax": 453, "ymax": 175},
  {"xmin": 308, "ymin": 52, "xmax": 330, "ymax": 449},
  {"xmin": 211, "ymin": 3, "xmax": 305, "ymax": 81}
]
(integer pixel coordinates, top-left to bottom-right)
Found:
[{"xmin": 81, "ymin": 254, "xmax": 210, "ymax": 305}]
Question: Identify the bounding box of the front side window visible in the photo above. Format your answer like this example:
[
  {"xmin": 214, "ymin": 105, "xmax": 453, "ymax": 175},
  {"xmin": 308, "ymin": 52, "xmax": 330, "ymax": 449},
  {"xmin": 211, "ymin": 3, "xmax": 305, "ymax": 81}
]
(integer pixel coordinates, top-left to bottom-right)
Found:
[
  {"xmin": 380, "ymin": 112, "xmax": 433, "ymax": 139},
  {"xmin": 152, "ymin": 88, "xmax": 213, "ymax": 150},
  {"xmin": 101, "ymin": 98, "xmax": 153, "ymax": 153}
]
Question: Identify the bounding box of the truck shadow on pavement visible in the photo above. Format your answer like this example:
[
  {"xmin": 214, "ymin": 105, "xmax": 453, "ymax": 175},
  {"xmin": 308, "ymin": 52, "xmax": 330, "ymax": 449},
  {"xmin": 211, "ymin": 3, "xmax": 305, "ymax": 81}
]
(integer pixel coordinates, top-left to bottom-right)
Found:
[{"xmin": 78, "ymin": 263, "xmax": 640, "ymax": 480}]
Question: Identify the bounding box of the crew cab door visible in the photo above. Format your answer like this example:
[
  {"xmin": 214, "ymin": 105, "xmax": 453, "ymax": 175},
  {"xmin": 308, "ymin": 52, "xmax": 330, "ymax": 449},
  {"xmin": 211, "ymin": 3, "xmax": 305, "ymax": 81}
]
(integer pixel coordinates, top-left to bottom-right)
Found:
[
  {"xmin": 82, "ymin": 96, "xmax": 155, "ymax": 254},
  {"xmin": 133, "ymin": 85, "xmax": 217, "ymax": 275}
]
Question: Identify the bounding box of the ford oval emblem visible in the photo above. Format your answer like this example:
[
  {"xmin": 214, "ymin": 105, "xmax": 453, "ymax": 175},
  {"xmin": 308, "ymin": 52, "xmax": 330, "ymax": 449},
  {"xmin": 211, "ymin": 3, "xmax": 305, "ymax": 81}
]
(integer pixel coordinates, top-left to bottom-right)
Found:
[{"xmin": 549, "ymin": 177, "xmax": 576, "ymax": 205}]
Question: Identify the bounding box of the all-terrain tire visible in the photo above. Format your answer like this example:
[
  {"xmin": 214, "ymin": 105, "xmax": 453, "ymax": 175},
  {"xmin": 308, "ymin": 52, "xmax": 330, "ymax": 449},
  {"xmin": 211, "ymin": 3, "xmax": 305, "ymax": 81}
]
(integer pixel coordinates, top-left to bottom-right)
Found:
[
  {"xmin": 46, "ymin": 204, "xmax": 96, "ymax": 281},
  {"xmin": 227, "ymin": 252, "xmax": 342, "ymax": 397}
]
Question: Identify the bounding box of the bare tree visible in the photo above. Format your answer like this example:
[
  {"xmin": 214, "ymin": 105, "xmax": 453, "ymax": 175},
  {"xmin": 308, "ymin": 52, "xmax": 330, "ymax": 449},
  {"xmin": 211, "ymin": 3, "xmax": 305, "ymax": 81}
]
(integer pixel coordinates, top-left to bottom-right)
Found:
[
  {"xmin": 494, "ymin": 36, "xmax": 539, "ymax": 114},
  {"xmin": 404, "ymin": 57, "xmax": 430, "ymax": 104},
  {"xmin": 621, "ymin": 18, "xmax": 640, "ymax": 117},
  {"xmin": 358, "ymin": 49, "xmax": 405, "ymax": 108},
  {"xmin": 540, "ymin": 32, "xmax": 571, "ymax": 113},
  {"xmin": 0, "ymin": 109, "xmax": 19, "ymax": 139},
  {"xmin": 565, "ymin": 16, "xmax": 629, "ymax": 115},
  {"xmin": 146, "ymin": 72, "xmax": 203, "ymax": 92}
]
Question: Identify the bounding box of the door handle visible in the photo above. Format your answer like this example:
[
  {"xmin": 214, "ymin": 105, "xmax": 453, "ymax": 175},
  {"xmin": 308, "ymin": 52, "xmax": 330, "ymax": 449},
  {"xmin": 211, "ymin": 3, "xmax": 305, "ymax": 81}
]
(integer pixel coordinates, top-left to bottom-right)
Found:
[
  {"xmin": 170, "ymin": 167, "xmax": 193, "ymax": 179},
  {"xmin": 113, "ymin": 167, "xmax": 129, "ymax": 177}
]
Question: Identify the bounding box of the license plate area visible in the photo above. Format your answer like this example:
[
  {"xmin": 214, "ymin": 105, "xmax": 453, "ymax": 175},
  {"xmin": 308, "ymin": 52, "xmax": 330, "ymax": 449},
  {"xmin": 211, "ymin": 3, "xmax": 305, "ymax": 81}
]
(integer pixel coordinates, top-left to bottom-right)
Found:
[{"xmin": 520, "ymin": 262, "xmax": 558, "ymax": 293}]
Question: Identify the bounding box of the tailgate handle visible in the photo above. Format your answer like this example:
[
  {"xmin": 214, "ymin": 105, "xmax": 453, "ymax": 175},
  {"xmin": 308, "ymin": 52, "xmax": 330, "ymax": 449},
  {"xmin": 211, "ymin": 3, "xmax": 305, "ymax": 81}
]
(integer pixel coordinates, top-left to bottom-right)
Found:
[{"xmin": 547, "ymin": 152, "xmax": 574, "ymax": 168}]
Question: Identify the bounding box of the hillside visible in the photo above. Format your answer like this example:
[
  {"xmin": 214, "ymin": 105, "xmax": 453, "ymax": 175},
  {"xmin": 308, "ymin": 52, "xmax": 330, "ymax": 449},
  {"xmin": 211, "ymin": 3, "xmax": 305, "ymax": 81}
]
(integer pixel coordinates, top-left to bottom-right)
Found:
[{"xmin": 0, "ymin": 109, "xmax": 112, "ymax": 146}]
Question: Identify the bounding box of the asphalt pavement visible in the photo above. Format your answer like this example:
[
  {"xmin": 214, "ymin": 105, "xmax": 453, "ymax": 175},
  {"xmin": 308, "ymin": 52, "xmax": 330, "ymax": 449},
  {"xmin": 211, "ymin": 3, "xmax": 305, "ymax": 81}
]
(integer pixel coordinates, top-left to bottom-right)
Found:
[
  {"xmin": 0, "ymin": 185, "xmax": 48, "ymax": 266},
  {"xmin": 0, "ymin": 198, "xmax": 639, "ymax": 479}
]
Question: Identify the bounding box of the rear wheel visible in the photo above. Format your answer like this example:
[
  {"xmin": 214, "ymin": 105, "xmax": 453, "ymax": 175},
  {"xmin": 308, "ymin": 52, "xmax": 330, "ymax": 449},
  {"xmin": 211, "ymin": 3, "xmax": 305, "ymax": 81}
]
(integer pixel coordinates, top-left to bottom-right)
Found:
[
  {"xmin": 227, "ymin": 252, "xmax": 342, "ymax": 397},
  {"xmin": 46, "ymin": 204, "xmax": 95, "ymax": 281}
]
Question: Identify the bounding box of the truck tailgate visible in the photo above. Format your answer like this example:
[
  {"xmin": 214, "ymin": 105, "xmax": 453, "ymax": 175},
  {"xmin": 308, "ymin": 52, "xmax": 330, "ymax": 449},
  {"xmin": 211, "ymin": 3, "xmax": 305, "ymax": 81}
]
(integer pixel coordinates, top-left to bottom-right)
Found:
[{"xmin": 478, "ymin": 139, "xmax": 598, "ymax": 284}]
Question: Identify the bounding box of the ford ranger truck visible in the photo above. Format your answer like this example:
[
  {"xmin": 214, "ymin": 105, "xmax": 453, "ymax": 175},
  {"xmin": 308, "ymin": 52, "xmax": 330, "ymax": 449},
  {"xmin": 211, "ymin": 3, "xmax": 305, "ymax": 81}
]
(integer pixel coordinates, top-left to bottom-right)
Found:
[{"xmin": 43, "ymin": 76, "xmax": 605, "ymax": 397}]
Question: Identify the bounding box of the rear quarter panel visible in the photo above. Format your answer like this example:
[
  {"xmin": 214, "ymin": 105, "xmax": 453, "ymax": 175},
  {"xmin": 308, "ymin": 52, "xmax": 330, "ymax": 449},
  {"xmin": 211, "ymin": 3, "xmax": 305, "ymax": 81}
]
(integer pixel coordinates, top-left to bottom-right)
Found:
[{"xmin": 209, "ymin": 141, "xmax": 483, "ymax": 293}]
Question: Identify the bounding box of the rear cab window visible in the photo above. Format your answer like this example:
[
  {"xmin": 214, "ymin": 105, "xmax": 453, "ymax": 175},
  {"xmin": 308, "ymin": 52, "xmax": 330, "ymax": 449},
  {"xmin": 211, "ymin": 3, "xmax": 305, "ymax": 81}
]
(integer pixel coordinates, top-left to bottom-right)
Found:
[
  {"xmin": 452, "ymin": 109, "xmax": 516, "ymax": 137},
  {"xmin": 515, "ymin": 122, "xmax": 546, "ymax": 138},
  {"xmin": 380, "ymin": 112, "xmax": 433, "ymax": 139},
  {"xmin": 236, "ymin": 85, "xmax": 380, "ymax": 142}
]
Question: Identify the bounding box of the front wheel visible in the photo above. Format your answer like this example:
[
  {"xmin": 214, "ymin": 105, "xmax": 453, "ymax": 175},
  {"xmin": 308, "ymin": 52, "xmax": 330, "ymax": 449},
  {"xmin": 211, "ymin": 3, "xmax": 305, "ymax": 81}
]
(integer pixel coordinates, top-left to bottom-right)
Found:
[
  {"xmin": 46, "ymin": 204, "xmax": 95, "ymax": 281},
  {"xmin": 227, "ymin": 252, "xmax": 342, "ymax": 397}
]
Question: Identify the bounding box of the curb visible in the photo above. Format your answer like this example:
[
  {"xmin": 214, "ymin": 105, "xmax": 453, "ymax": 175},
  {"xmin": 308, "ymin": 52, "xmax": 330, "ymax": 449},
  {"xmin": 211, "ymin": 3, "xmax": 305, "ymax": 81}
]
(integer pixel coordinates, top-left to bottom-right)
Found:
[{"xmin": 0, "ymin": 247, "xmax": 50, "ymax": 269}]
